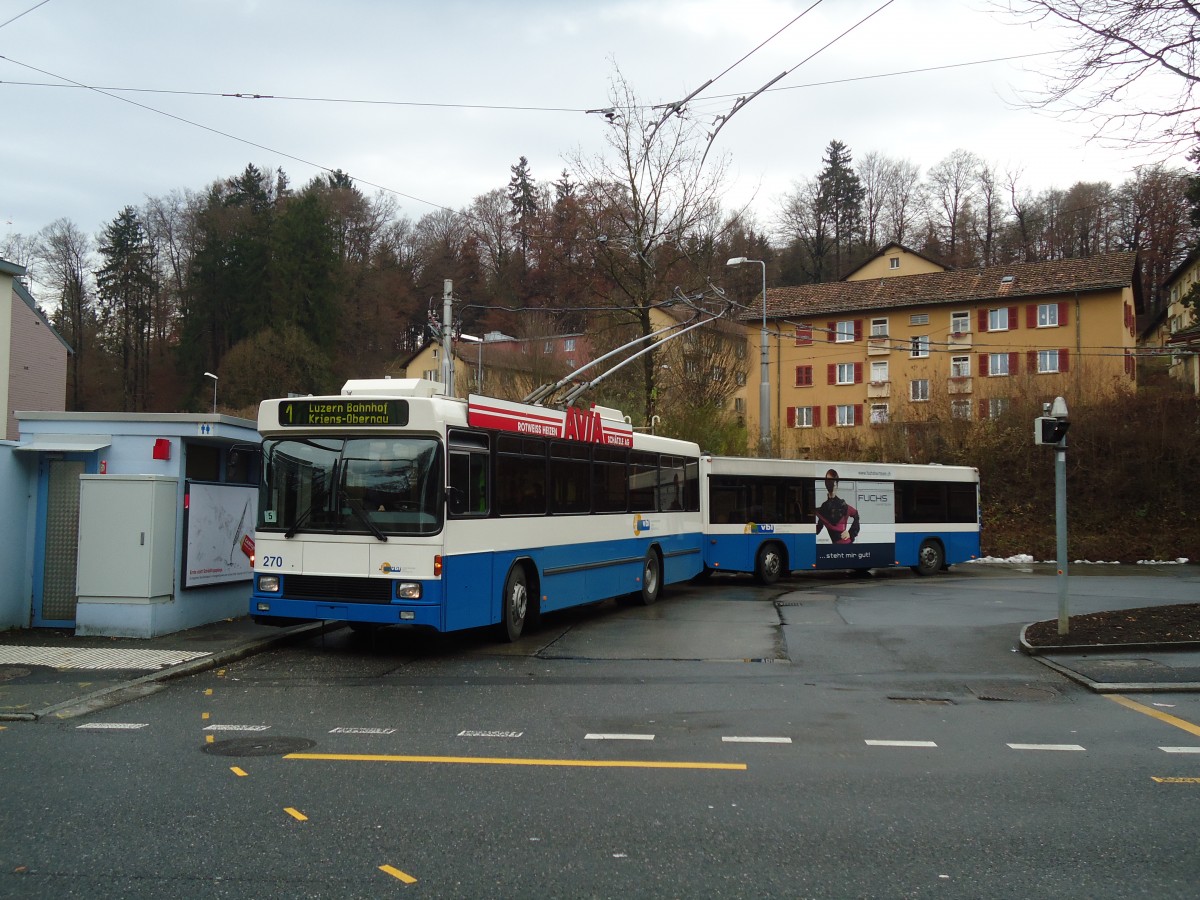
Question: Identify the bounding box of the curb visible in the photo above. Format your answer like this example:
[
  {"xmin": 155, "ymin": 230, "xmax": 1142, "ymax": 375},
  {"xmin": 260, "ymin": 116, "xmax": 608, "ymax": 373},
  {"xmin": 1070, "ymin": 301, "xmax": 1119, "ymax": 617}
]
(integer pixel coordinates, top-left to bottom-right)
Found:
[
  {"xmin": 22, "ymin": 621, "xmax": 343, "ymax": 722},
  {"xmin": 1018, "ymin": 623, "xmax": 1200, "ymax": 656}
]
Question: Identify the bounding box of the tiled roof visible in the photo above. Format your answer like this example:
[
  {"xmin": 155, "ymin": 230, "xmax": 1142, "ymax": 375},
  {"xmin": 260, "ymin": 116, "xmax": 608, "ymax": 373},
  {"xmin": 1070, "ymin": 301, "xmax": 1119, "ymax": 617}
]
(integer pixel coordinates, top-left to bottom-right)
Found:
[{"xmin": 744, "ymin": 252, "xmax": 1140, "ymax": 322}]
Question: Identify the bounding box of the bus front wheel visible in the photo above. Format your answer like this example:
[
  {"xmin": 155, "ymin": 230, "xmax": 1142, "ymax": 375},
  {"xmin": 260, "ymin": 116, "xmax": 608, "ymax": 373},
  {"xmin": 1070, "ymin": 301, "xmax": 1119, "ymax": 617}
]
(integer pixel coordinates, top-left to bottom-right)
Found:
[
  {"xmin": 754, "ymin": 542, "xmax": 784, "ymax": 585},
  {"xmin": 913, "ymin": 539, "xmax": 944, "ymax": 577},
  {"xmin": 498, "ymin": 565, "xmax": 529, "ymax": 642}
]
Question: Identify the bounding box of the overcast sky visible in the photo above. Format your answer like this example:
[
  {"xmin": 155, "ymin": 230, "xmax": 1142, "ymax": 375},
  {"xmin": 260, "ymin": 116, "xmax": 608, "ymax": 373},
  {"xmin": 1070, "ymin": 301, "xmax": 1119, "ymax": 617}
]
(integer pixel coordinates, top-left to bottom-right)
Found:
[{"xmin": 1, "ymin": 0, "xmax": 1185, "ymax": 250}]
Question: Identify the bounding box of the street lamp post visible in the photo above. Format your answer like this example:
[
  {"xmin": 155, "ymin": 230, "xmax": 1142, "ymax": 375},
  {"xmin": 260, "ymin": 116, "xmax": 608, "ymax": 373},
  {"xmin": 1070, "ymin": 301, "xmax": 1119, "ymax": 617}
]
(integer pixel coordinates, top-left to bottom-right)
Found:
[
  {"xmin": 203, "ymin": 372, "xmax": 218, "ymax": 414},
  {"xmin": 726, "ymin": 257, "xmax": 770, "ymax": 454}
]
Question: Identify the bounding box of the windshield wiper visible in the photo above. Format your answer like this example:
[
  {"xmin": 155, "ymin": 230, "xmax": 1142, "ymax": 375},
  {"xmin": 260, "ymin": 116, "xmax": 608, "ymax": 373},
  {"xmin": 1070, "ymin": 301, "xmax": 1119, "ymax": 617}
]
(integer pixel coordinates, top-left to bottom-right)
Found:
[
  {"xmin": 345, "ymin": 497, "xmax": 388, "ymax": 542},
  {"xmin": 284, "ymin": 501, "xmax": 316, "ymax": 538}
]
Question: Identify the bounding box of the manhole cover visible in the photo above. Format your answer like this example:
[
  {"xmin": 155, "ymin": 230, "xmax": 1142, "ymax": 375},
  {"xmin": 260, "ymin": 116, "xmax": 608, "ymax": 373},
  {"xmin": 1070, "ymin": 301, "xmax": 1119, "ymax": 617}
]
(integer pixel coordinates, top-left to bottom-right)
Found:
[
  {"xmin": 0, "ymin": 666, "xmax": 32, "ymax": 682},
  {"xmin": 972, "ymin": 685, "xmax": 1059, "ymax": 702},
  {"xmin": 202, "ymin": 737, "xmax": 316, "ymax": 757}
]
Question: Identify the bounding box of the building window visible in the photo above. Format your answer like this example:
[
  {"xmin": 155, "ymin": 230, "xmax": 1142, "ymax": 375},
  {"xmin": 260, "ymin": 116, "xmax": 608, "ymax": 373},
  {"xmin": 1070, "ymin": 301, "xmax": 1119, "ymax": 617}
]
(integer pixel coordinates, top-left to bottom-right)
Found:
[
  {"xmin": 889, "ymin": 257, "xmax": 900, "ymax": 269},
  {"xmin": 836, "ymin": 363, "xmax": 856, "ymax": 385},
  {"xmin": 735, "ymin": 372, "xmax": 746, "ymax": 386},
  {"xmin": 870, "ymin": 361, "xmax": 889, "ymax": 383},
  {"xmin": 951, "ymin": 399, "xmax": 971, "ymax": 419},
  {"xmin": 951, "ymin": 355, "xmax": 970, "ymax": 378},
  {"xmin": 566, "ymin": 358, "xmax": 575, "ymax": 369},
  {"xmin": 910, "ymin": 335, "xmax": 930, "ymax": 358},
  {"xmin": 987, "ymin": 308, "xmax": 1009, "ymax": 332},
  {"xmin": 795, "ymin": 365, "xmax": 813, "ymax": 387},
  {"xmin": 792, "ymin": 406, "xmax": 814, "ymax": 428},
  {"xmin": 910, "ymin": 313, "xmax": 929, "ymax": 326},
  {"xmin": 871, "ymin": 317, "xmax": 888, "ymax": 337},
  {"xmin": 950, "ymin": 311, "xmax": 970, "ymax": 335},
  {"xmin": 836, "ymin": 405, "xmax": 857, "ymax": 426},
  {"xmin": 870, "ymin": 403, "xmax": 889, "ymax": 424},
  {"xmin": 422, "ymin": 369, "xmax": 438, "ymax": 382},
  {"xmin": 910, "ymin": 379, "xmax": 930, "ymax": 401},
  {"xmin": 1037, "ymin": 349, "xmax": 1060, "ymax": 373},
  {"xmin": 988, "ymin": 398, "xmax": 1009, "ymax": 419},
  {"xmin": 734, "ymin": 397, "xmax": 746, "ymax": 414},
  {"xmin": 544, "ymin": 341, "xmax": 553, "ymax": 354},
  {"xmin": 1036, "ymin": 304, "xmax": 1060, "ymax": 328},
  {"xmin": 988, "ymin": 353, "xmax": 1010, "ymax": 376},
  {"xmin": 564, "ymin": 338, "xmax": 576, "ymax": 351},
  {"xmin": 835, "ymin": 320, "xmax": 856, "ymax": 342}
]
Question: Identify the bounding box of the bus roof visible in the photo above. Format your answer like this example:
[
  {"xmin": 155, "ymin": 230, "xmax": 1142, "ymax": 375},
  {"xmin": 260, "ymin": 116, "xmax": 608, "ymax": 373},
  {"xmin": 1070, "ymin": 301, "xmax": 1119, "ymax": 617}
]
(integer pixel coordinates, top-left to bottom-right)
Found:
[{"xmin": 705, "ymin": 455, "xmax": 978, "ymax": 482}]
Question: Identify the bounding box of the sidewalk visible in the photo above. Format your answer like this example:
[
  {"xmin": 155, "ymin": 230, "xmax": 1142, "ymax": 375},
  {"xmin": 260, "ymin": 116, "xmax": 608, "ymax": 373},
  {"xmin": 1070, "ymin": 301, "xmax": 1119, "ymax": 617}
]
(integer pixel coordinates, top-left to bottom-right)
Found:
[{"xmin": 0, "ymin": 618, "xmax": 338, "ymax": 722}]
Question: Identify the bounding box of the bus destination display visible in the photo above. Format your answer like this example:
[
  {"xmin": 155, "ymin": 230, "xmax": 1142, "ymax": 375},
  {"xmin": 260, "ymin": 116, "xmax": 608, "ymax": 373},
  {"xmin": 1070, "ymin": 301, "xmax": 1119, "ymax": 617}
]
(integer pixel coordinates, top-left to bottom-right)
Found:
[{"xmin": 278, "ymin": 399, "xmax": 409, "ymax": 427}]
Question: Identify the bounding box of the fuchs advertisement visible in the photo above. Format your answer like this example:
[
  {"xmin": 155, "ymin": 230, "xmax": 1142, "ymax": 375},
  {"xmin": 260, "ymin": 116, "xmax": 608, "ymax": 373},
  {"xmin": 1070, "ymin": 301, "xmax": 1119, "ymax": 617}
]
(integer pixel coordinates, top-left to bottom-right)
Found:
[{"xmin": 814, "ymin": 468, "xmax": 895, "ymax": 569}]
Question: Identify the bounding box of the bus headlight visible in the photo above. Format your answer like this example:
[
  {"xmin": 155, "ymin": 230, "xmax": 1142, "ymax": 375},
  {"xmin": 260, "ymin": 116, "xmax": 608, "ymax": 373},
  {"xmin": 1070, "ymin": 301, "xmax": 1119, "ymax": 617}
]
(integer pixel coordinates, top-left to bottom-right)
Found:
[
  {"xmin": 395, "ymin": 582, "xmax": 422, "ymax": 600},
  {"xmin": 258, "ymin": 575, "xmax": 280, "ymax": 592}
]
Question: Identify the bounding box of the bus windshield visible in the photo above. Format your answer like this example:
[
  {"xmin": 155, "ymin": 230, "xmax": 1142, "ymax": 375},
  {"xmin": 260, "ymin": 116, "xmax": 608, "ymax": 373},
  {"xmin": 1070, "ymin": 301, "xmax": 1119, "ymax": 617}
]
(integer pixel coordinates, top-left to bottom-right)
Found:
[{"xmin": 259, "ymin": 437, "xmax": 443, "ymax": 537}]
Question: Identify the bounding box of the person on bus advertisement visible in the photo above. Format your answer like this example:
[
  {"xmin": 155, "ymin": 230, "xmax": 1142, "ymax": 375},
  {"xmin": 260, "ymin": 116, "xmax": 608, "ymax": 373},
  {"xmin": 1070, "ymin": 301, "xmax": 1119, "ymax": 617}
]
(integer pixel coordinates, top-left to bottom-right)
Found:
[{"xmin": 815, "ymin": 468, "xmax": 860, "ymax": 543}]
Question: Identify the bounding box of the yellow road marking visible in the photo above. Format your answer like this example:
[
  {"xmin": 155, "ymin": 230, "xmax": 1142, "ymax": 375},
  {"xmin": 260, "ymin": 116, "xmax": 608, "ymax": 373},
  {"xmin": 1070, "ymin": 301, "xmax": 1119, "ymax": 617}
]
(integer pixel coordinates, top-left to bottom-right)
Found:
[
  {"xmin": 206, "ymin": 734, "xmax": 214, "ymax": 744},
  {"xmin": 204, "ymin": 689, "xmax": 213, "ymax": 696},
  {"xmin": 379, "ymin": 865, "xmax": 418, "ymax": 884},
  {"xmin": 1107, "ymin": 695, "xmax": 1200, "ymax": 738},
  {"xmin": 286, "ymin": 752, "xmax": 745, "ymax": 770},
  {"xmin": 202, "ymin": 712, "xmax": 210, "ymax": 720},
  {"xmin": 230, "ymin": 766, "xmax": 248, "ymax": 777},
  {"xmin": 284, "ymin": 807, "xmax": 308, "ymax": 821},
  {"xmin": 1152, "ymin": 776, "xmax": 1200, "ymax": 784}
]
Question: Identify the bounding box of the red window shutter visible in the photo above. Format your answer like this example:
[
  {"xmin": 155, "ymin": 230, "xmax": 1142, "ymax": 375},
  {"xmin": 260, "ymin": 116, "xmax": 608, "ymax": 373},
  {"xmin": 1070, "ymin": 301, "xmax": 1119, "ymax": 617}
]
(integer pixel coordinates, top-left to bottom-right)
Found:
[
  {"xmin": 827, "ymin": 405, "xmax": 836, "ymax": 425},
  {"xmin": 1058, "ymin": 302, "xmax": 1069, "ymax": 327},
  {"xmin": 1008, "ymin": 306, "xmax": 1018, "ymax": 329},
  {"xmin": 854, "ymin": 362, "xmax": 863, "ymax": 384},
  {"xmin": 795, "ymin": 325, "xmax": 812, "ymax": 345},
  {"xmin": 1009, "ymin": 352, "xmax": 1019, "ymax": 375},
  {"xmin": 854, "ymin": 404, "xmax": 863, "ymax": 426},
  {"xmin": 813, "ymin": 406, "xmax": 821, "ymax": 427},
  {"xmin": 854, "ymin": 319, "xmax": 863, "ymax": 341},
  {"xmin": 978, "ymin": 309, "xmax": 989, "ymax": 333},
  {"xmin": 827, "ymin": 363, "xmax": 837, "ymax": 385},
  {"xmin": 978, "ymin": 399, "xmax": 988, "ymax": 420},
  {"xmin": 1060, "ymin": 348, "xmax": 1069, "ymax": 372},
  {"xmin": 978, "ymin": 354, "xmax": 988, "ymax": 377},
  {"xmin": 1026, "ymin": 305, "xmax": 1037, "ymax": 329},
  {"xmin": 827, "ymin": 321, "xmax": 836, "ymax": 342},
  {"xmin": 786, "ymin": 406, "xmax": 796, "ymax": 428},
  {"xmin": 1027, "ymin": 350, "xmax": 1037, "ymax": 372}
]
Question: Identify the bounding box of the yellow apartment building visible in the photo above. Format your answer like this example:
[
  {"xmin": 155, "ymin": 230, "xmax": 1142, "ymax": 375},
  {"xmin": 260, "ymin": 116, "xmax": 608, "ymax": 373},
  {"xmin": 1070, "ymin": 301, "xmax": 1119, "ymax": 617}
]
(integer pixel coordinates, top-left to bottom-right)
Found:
[
  {"xmin": 1156, "ymin": 247, "xmax": 1200, "ymax": 394},
  {"xmin": 735, "ymin": 245, "xmax": 1142, "ymax": 456}
]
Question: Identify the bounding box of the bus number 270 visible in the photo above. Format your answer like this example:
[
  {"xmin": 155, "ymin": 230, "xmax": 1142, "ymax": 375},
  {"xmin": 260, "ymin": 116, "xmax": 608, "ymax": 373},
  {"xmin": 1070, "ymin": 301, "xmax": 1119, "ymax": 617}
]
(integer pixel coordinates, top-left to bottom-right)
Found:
[{"xmin": 261, "ymin": 555, "xmax": 284, "ymax": 568}]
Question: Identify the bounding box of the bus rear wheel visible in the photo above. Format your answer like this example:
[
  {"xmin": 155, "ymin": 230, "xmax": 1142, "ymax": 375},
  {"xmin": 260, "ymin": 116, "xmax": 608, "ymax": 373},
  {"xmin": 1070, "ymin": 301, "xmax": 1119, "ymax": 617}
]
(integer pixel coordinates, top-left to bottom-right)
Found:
[
  {"xmin": 754, "ymin": 542, "xmax": 784, "ymax": 585},
  {"xmin": 497, "ymin": 565, "xmax": 529, "ymax": 642},
  {"xmin": 913, "ymin": 539, "xmax": 944, "ymax": 577},
  {"xmin": 638, "ymin": 549, "xmax": 662, "ymax": 605}
]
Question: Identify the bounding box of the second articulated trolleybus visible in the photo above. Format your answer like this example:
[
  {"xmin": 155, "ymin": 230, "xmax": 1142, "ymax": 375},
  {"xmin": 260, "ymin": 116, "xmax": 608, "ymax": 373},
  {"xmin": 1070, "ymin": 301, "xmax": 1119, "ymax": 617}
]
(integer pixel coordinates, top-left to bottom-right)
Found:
[
  {"xmin": 250, "ymin": 379, "xmax": 981, "ymax": 640},
  {"xmin": 701, "ymin": 456, "xmax": 980, "ymax": 584}
]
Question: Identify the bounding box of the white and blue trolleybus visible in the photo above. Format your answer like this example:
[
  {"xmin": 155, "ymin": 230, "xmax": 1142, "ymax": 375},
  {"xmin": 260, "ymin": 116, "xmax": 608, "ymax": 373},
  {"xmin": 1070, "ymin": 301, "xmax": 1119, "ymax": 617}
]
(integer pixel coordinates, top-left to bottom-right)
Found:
[
  {"xmin": 250, "ymin": 379, "xmax": 704, "ymax": 640},
  {"xmin": 700, "ymin": 456, "xmax": 980, "ymax": 583}
]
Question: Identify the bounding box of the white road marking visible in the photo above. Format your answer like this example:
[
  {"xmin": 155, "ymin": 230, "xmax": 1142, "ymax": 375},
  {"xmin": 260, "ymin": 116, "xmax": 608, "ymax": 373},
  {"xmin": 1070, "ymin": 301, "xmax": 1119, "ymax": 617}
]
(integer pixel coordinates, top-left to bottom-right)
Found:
[
  {"xmin": 864, "ymin": 740, "xmax": 938, "ymax": 748},
  {"xmin": 1160, "ymin": 746, "xmax": 1200, "ymax": 754},
  {"xmin": 330, "ymin": 727, "xmax": 398, "ymax": 735},
  {"xmin": 203, "ymin": 724, "xmax": 271, "ymax": 732},
  {"xmin": 76, "ymin": 722, "xmax": 148, "ymax": 730},
  {"xmin": 1007, "ymin": 743, "xmax": 1086, "ymax": 751},
  {"xmin": 458, "ymin": 730, "xmax": 523, "ymax": 738},
  {"xmin": 722, "ymin": 736, "xmax": 793, "ymax": 744},
  {"xmin": 585, "ymin": 733, "xmax": 655, "ymax": 741},
  {"xmin": 0, "ymin": 646, "xmax": 210, "ymax": 671}
]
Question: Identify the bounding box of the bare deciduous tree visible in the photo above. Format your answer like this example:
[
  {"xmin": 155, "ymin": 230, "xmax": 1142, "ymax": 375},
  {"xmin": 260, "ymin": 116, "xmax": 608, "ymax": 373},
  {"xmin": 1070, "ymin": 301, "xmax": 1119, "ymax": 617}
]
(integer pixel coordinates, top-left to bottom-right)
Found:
[{"xmin": 995, "ymin": 1, "xmax": 1200, "ymax": 149}]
